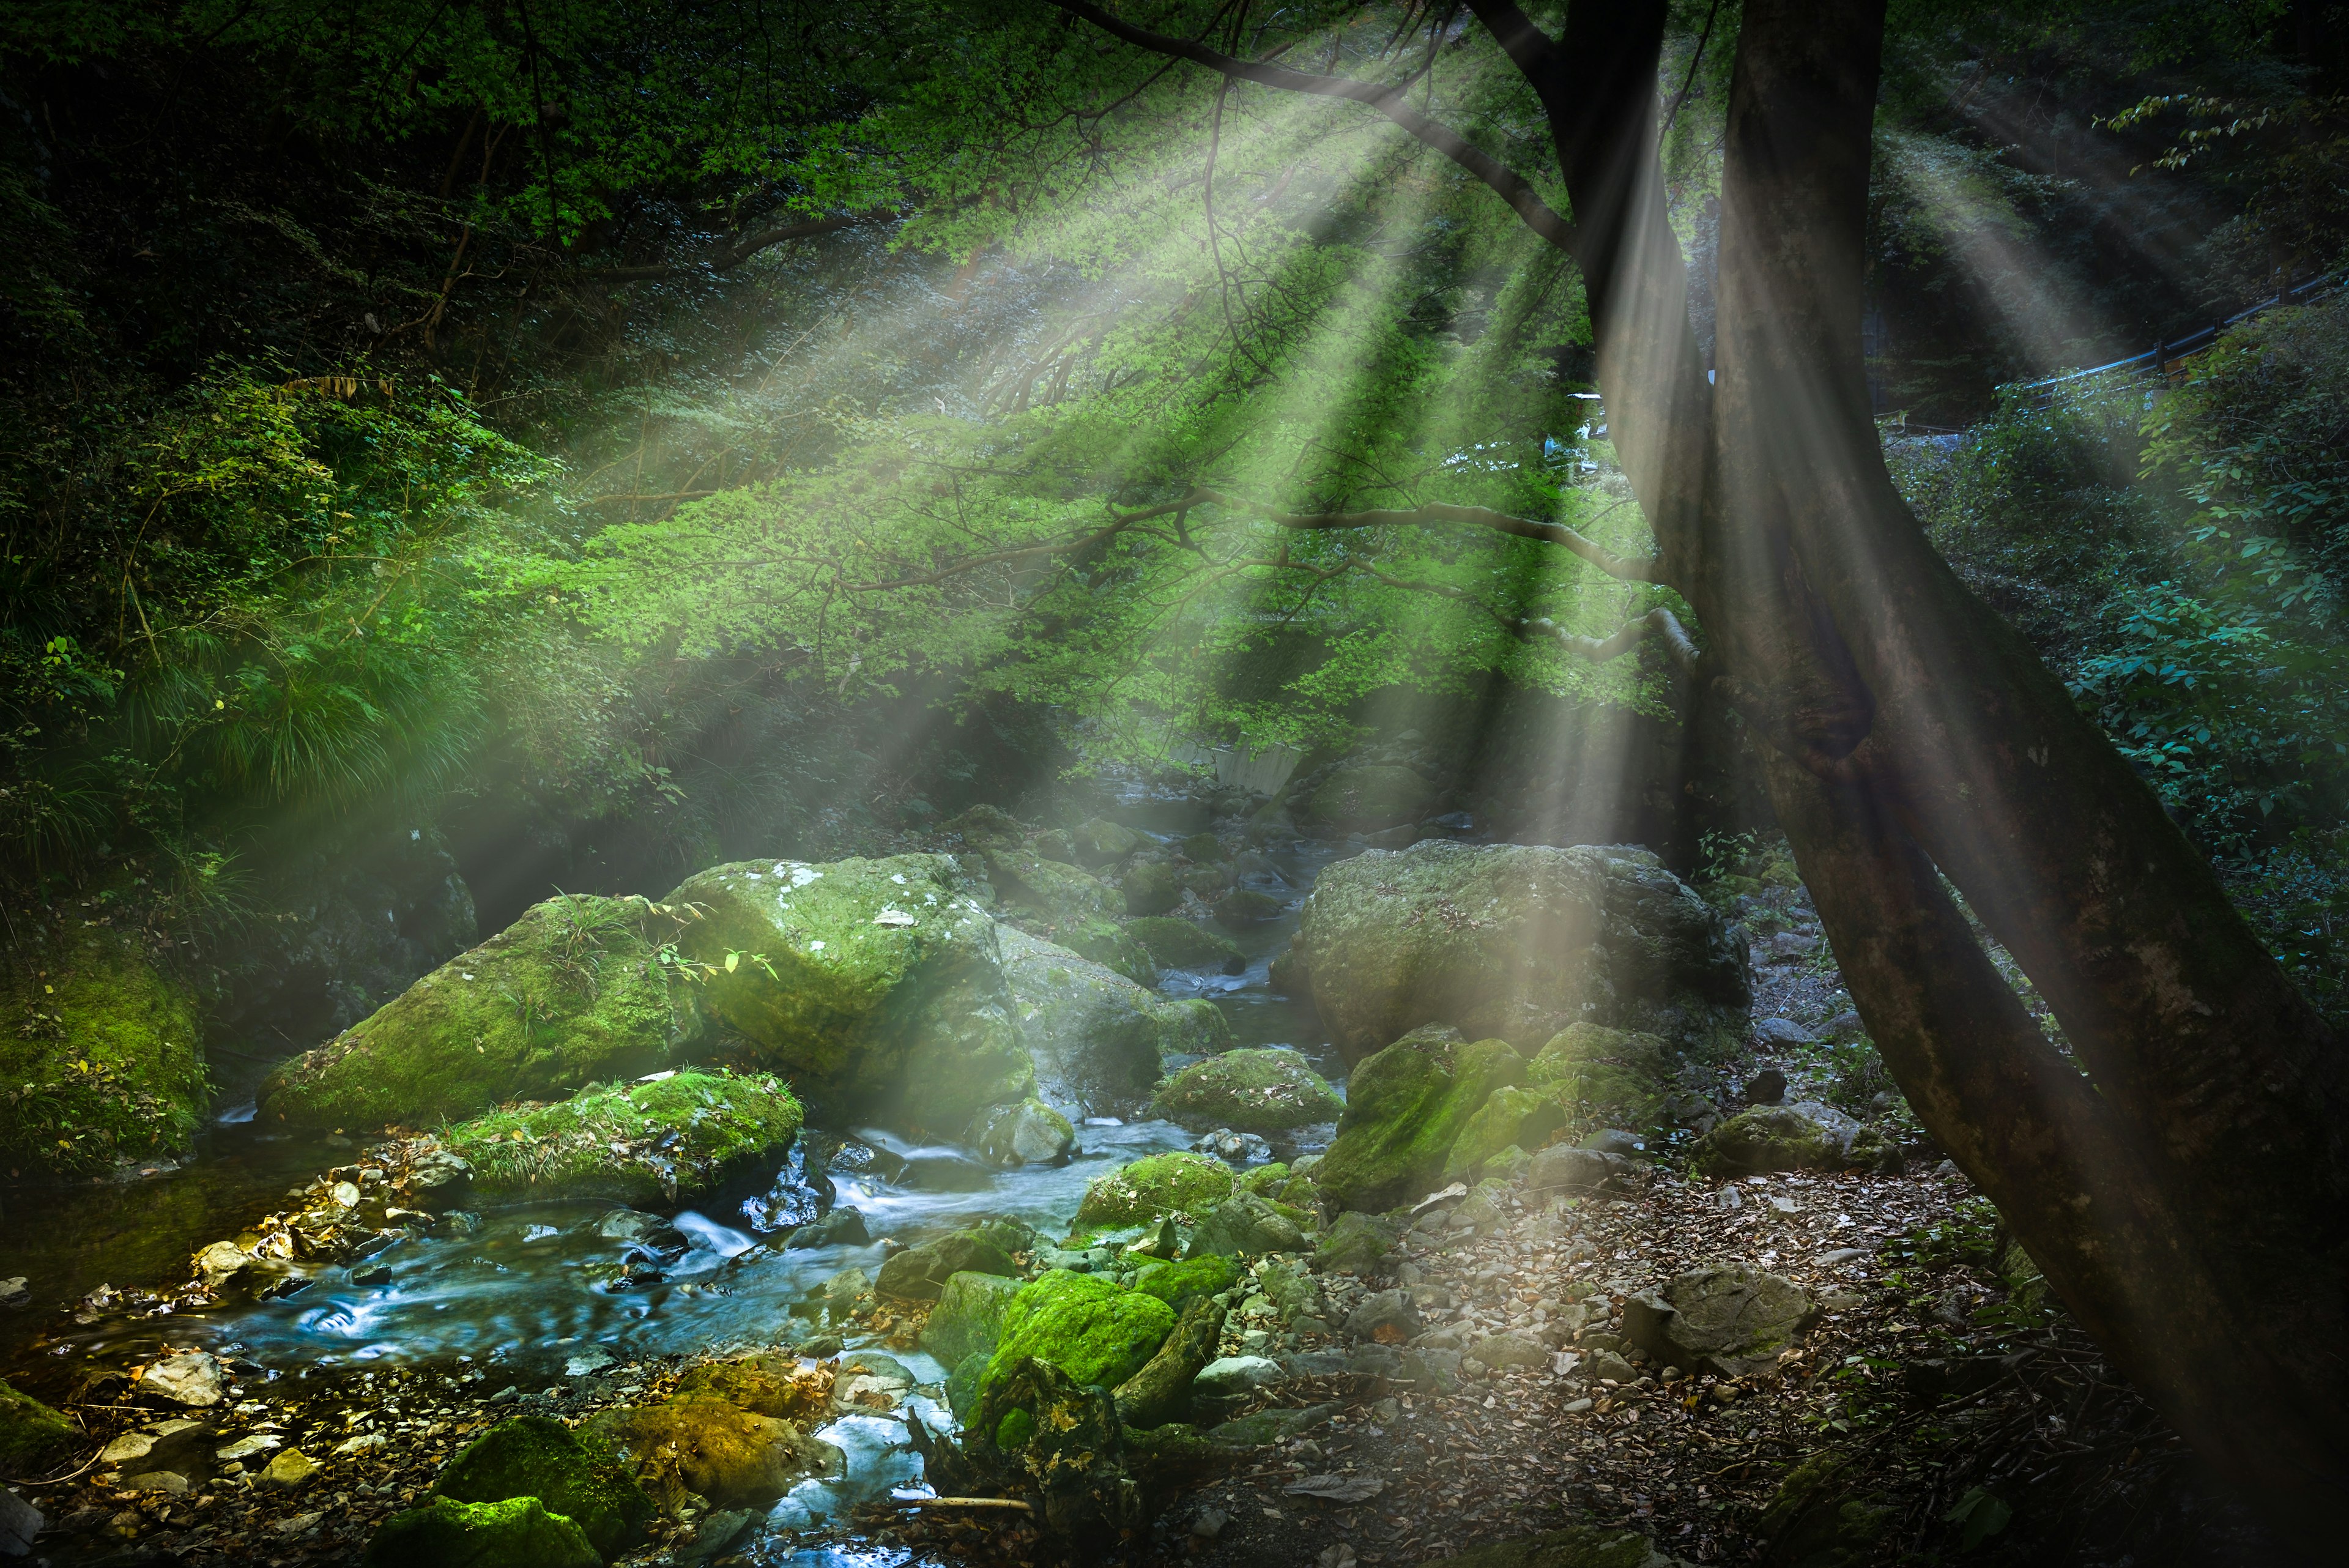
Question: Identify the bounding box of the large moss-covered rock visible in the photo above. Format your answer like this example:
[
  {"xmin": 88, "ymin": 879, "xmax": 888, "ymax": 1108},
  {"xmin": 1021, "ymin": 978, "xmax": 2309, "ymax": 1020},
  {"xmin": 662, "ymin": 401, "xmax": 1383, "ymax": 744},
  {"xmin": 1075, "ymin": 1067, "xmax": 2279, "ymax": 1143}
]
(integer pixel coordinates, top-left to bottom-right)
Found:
[
  {"xmin": 587, "ymin": 1395, "xmax": 838, "ymax": 1510},
  {"xmin": 431, "ymin": 1414, "xmax": 653, "ymax": 1559},
  {"xmin": 442, "ymin": 1071, "xmax": 800, "ymax": 1206},
  {"xmin": 1121, "ymin": 860, "xmax": 1182, "ymax": 916},
  {"xmin": 261, "ymin": 894, "xmax": 704, "ymax": 1132},
  {"xmin": 672, "ymin": 1354, "xmax": 833, "ymax": 1422},
  {"xmin": 1124, "ymin": 916, "xmax": 1245, "ymax": 974},
  {"xmin": 1316, "ymin": 1031, "xmax": 1525, "ymax": 1211},
  {"xmin": 998, "ymin": 927, "xmax": 1231, "ymax": 1115},
  {"xmin": 1131, "ymin": 1254, "xmax": 1239, "ymax": 1309},
  {"xmin": 1444, "ymin": 1084, "xmax": 1569, "ymax": 1182},
  {"xmin": 1074, "ymin": 1151, "xmax": 1238, "ymax": 1231},
  {"xmin": 981, "ymin": 1272, "xmax": 1177, "ymax": 1402},
  {"xmin": 2, "ymin": 924, "xmax": 207, "ymax": 1175},
  {"xmin": 1302, "ymin": 765, "xmax": 1440, "ymax": 830},
  {"xmin": 674, "ymin": 855, "xmax": 1031, "ymax": 1134},
  {"xmin": 1147, "ymin": 1048, "xmax": 1342, "ymax": 1132},
  {"xmin": 875, "ymin": 1230, "xmax": 1020, "ymax": 1301},
  {"xmin": 0, "ymin": 1378, "xmax": 73, "ymax": 1473},
  {"xmin": 363, "ymin": 1496, "xmax": 601, "ymax": 1568},
  {"xmin": 922, "ymin": 1271, "xmax": 1026, "ymax": 1365},
  {"xmin": 1186, "ymin": 1192, "xmax": 1310, "ymax": 1257},
  {"xmin": 1285, "ymin": 841, "xmax": 1749, "ymax": 1065},
  {"xmin": 1692, "ymin": 1102, "xmax": 1901, "ymax": 1179},
  {"xmin": 983, "ymin": 850, "xmax": 1156, "ymax": 984},
  {"xmin": 1526, "ymin": 1024, "xmax": 1673, "ymax": 1129}
]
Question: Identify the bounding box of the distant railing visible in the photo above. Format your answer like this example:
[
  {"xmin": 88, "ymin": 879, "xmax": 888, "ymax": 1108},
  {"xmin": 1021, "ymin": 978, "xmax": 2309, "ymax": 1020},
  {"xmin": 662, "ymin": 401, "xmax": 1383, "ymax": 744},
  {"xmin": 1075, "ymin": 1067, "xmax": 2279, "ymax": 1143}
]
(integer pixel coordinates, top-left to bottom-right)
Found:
[{"xmin": 2015, "ymin": 269, "xmax": 2348, "ymax": 403}]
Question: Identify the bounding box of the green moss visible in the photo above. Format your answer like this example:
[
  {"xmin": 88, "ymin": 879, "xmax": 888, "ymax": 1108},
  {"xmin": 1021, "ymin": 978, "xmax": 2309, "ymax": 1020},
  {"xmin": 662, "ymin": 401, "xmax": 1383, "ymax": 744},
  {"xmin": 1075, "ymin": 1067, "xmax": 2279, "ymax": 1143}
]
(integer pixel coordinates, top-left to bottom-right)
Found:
[
  {"xmin": 2, "ymin": 924, "xmax": 207, "ymax": 1176},
  {"xmin": 980, "ymin": 1271, "xmax": 1177, "ymax": 1402},
  {"xmin": 922, "ymin": 1270, "xmax": 1026, "ymax": 1365},
  {"xmin": 1238, "ymin": 1162, "xmax": 1291, "ymax": 1194},
  {"xmin": 1316, "ymin": 1035, "xmax": 1524, "ymax": 1211},
  {"xmin": 261, "ymin": 894, "xmax": 705, "ymax": 1132},
  {"xmin": 432, "ymin": 1414, "xmax": 652, "ymax": 1559},
  {"xmin": 1074, "ymin": 1151, "xmax": 1236, "ymax": 1230},
  {"xmin": 362, "ymin": 1495, "xmax": 601, "ymax": 1568},
  {"xmin": 0, "ymin": 1378, "xmax": 73, "ymax": 1473},
  {"xmin": 674, "ymin": 856, "xmax": 1033, "ymax": 1133},
  {"xmin": 1124, "ymin": 917, "xmax": 1245, "ymax": 973},
  {"xmin": 1444, "ymin": 1083, "xmax": 1569, "ymax": 1181},
  {"xmin": 443, "ymin": 1071, "xmax": 800, "ymax": 1206},
  {"xmin": 995, "ymin": 1408, "xmax": 1036, "ymax": 1450},
  {"xmin": 1148, "ymin": 1048, "xmax": 1343, "ymax": 1132},
  {"xmin": 1131, "ymin": 1254, "xmax": 1239, "ymax": 1309}
]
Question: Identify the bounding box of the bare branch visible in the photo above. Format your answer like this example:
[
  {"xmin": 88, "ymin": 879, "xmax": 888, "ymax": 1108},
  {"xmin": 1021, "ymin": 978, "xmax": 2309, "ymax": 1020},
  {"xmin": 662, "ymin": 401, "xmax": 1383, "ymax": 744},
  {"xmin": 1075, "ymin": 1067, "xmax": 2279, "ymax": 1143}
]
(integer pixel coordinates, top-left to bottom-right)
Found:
[
  {"xmin": 1044, "ymin": 0, "xmax": 1575, "ymax": 253},
  {"xmin": 1172, "ymin": 485, "xmax": 1659, "ymax": 581},
  {"xmin": 1523, "ymin": 605, "xmax": 1698, "ymax": 668},
  {"xmin": 588, "ymin": 210, "xmax": 902, "ymax": 284}
]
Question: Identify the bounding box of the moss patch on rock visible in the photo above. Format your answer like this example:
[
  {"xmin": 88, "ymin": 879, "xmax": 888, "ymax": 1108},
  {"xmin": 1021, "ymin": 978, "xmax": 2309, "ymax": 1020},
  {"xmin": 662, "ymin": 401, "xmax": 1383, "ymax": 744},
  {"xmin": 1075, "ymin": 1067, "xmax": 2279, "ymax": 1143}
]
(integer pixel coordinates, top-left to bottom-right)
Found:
[
  {"xmin": 586, "ymin": 1395, "xmax": 837, "ymax": 1510},
  {"xmin": 2, "ymin": 924, "xmax": 207, "ymax": 1176},
  {"xmin": 1074, "ymin": 1151, "xmax": 1237, "ymax": 1231},
  {"xmin": 1444, "ymin": 1083, "xmax": 1570, "ymax": 1181},
  {"xmin": 1285, "ymin": 841, "xmax": 1750, "ymax": 1064},
  {"xmin": 1126, "ymin": 917, "xmax": 1245, "ymax": 974},
  {"xmin": 1131, "ymin": 1254, "xmax": 1239, "ymax": 1309},
  {"xmin": 1148, "ymin": 1048, "xmax": 1342, "ymax": 1132},
  {"xmin": 1316, "ymin": 1032, "xmax": 1525, "ymax": 1211},
  {"xmin": 431, "ymin": 1413, "xmax": 653, "ymax": 1559},
  {"xmin": 981, "ymin": 1272, "xmax": 1176, "ymax": 1402},
  {"xmin": 1526, "ymin": 1024, "xmax": 1673, "ymax": 1129},
  {"xmin": 0, "ymin": 1378, "xmax": 73, "ymax": 1473},
  {"xmin": 1692, "ymin": 1102, "xmax": 1901, "ymax": 1179},
  {"xmin": 922, "ymin": 1270, "xmax": 1026, "ymax": 1366},
  {"xmin": 443, "ymin": 1071, "xmax": 800, "ymax": 1207},
  {"xmin": 261, "ymin": 894, "xmax": 705, "ymax": 1132},
  {"xmin": 982, "ymin": 851, "xmax": 1156, "ymax": 983},
  {"xmin": 363, "ymin": 1495, "xmax": 601, "ymax": 1568},
  {"xmin": 672, "ymin": 855, "xmax": 1032, "ymax": 1134}
]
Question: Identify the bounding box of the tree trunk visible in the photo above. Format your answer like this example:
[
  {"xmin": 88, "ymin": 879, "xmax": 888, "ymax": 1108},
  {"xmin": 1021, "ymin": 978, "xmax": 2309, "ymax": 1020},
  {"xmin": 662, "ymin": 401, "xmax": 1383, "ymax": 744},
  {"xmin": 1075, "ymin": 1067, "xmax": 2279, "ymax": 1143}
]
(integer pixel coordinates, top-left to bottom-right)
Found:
[{"xmin": 1699, "ymin": 0, "xmax": 2349, "ymax": 1539}]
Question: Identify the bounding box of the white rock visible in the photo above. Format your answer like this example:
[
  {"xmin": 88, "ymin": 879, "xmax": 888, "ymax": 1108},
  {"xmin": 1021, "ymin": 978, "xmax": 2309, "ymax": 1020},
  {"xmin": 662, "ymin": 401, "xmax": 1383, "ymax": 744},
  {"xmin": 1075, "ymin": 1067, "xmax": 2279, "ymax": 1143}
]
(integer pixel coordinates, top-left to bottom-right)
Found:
[
  {"xmin": 138, "ymin": 1351, "xmax": 226, "ymax": 1407},
  {"xmin": 1192, "ymin": 1355, "xmax": 1283, "ymax": 1397}
]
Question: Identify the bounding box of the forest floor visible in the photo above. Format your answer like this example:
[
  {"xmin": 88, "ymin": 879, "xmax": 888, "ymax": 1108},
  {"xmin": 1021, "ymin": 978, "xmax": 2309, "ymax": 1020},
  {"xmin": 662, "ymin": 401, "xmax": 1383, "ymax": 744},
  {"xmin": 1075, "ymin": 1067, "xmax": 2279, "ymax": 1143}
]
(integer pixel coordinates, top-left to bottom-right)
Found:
[{"xmin": 17, "ymin": 932, "xmax": 2279, "ymax": 1568}]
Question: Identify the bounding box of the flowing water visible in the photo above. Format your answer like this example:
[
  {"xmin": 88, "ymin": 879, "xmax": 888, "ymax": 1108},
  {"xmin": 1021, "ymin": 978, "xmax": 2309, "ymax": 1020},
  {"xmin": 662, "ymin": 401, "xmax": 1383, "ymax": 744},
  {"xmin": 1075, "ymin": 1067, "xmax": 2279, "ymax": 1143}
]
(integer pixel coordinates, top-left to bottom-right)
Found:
[{"xmin": 0, "ymin": 831, "xmax": 1349, "ymax": 1535}]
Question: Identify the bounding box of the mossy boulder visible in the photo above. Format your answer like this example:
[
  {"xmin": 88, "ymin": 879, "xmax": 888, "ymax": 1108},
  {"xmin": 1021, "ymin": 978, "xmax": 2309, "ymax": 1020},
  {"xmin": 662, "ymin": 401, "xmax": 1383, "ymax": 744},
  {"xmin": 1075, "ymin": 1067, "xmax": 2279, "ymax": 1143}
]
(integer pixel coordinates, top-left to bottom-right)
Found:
[
  {"xmin": 1125, "ymin": 917, "xmax": 1245, "ymax": 975},
  {"xmin": 1132, "ymin": 1254, "xmax": 1239, "ymax": 1310},
  {"xmin": 1316, "ymin": 1032, "xmax": 1526, "ymax": 1211},
  {"xmin": 1186, "ymin": 1191, "xmax": 1310, "ymax": 1257},
  {"xmin": 875, "ymin": 1230, "xmax": 1020, "ymax": 1301},
  {"xmin": 922, "ymin": 1271, "xmax": 1026, "ymax": 1365},
  {"xmin": 2, "ymin": 924, "xmax": 206, "ymax": 1175},
  {"xmin": 1302, "ymin": 764, "xmax": 1439, "ymax": 830},
  {"xmin": 261, "ymin": 894, "xmax": 703, "ymax": 1132},
  {"xmin": 587, "ymin": 1395, "xmax": 839, "ymax": 1510},
  {"xmin": 1444, "ymin": 1084, "xmax": 1570, "ymax": 1182},
  {"xmin": 998, "ymin": 927, "xmax": 1231, "ymax": 1115},
  {"xmin": 1526, "ymin": 1024, "xmax": 1673, "ymax": 1130},
  {"xmin": 1070, "ymin": 818, "xmax": 1144, "ymax": 865},
  {"xmin": 1692, "ymin": 1102, "xmax": 1902, "ymax": 1179},
  {"xmin": 1074, "ymin": 1151, "xmax": 1237, "ymax": 1232},
  {"xmin": 1315, "ymin": 1211, "xmax": 1399, "ymax": 1273},
  {"xmin": 672, "ymin": 1354, "xmax": 833, "ymax": 1422},
  {"xmin": 980, "ymin": 1272, "xmax": 1177, "ymax": 1403},
  {"xmin": 1284, "ymin": 841, "xmax": 1750, "ymax": 1065},
  {"xmin": 442, "ymin": 1071, "xmax": 801, "ymax": 1207},
  {"xmin": 983, "ymin": 851, "xmax": 1156, "ymax": 983},
  {"xmin": 363, "ymin": 1496, "xmax": 601, "ymax": 1568},
  {"xmin": 1147, "ymin": 1048, "xmax": 1343, "ymax": 1132},
  {"xmin": 1120, "ymin": 860, "xmax": 1182, "ymax": 916},
  {"xmin": 0, "ymin": 1378, "xmax": 73, "ymax": 1473},
  {"xmin": 671, "ymin": 855, "xmax": 1032, "ymax": 1134},
  {"xmin": 431, "ymin": 1413, "xmax": 653, "ymax": 1559}
]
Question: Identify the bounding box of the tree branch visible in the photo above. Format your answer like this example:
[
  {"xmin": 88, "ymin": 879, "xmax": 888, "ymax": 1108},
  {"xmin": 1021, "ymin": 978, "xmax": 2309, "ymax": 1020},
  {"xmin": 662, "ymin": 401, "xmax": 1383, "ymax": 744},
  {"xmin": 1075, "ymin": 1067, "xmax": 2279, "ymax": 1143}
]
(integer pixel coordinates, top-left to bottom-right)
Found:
[
  {"xmin": 1043, "ymin": 0, "xmax": 1575, "ymax": 253},
  {"xmin": 1163, "ymin": 485, "xmax": 1659, "ymax": 581},
  {"xmin": 588, "ymin": 210, "xmax": 901, "ymax": 283},
  {"xmin": 1460, "ymin": 0, "xmax": 1558, "ymax": 78},
  {"xmin": 1523, "ymin": 604, "xmax": 1697, "ymax": 668}
]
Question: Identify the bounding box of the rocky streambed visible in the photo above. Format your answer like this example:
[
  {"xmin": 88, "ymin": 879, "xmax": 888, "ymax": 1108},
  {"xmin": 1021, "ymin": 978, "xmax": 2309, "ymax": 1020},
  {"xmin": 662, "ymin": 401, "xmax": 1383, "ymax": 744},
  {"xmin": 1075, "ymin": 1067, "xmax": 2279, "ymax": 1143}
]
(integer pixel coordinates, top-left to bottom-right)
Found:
[{"xmin": 0, "ymin": 797, "xmax": 2174, "ymax": 1568}]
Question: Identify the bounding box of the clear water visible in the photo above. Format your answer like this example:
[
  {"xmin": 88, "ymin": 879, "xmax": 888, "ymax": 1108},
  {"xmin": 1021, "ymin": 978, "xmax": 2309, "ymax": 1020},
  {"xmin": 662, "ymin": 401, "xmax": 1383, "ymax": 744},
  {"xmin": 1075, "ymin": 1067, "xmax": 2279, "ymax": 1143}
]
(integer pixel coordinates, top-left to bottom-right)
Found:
[{"xmin": 0, "ymin": 828, "xmax": 1354, "ymax": 1538}]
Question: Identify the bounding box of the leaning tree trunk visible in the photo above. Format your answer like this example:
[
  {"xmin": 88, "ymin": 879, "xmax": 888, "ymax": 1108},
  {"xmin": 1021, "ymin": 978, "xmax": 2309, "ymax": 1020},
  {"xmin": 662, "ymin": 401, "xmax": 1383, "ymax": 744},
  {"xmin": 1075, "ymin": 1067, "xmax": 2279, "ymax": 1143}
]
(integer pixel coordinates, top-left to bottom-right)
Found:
[
  {"xmin": 1512, "ymin": 0, "xmax": 2349, "ymax": 1538},
  {"xmin": 1700, "ymin": 0, "xmax": 2349, "ymax": 1540}
]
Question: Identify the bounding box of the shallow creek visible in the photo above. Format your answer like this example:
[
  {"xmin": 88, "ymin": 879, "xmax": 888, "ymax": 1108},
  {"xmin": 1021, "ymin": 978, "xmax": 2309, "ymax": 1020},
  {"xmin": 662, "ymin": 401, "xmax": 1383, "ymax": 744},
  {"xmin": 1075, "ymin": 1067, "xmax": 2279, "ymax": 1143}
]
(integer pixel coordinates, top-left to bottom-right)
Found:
[{"xmin": 0, "ymin": 833, "xmax": 1348, "ymax": 1539}]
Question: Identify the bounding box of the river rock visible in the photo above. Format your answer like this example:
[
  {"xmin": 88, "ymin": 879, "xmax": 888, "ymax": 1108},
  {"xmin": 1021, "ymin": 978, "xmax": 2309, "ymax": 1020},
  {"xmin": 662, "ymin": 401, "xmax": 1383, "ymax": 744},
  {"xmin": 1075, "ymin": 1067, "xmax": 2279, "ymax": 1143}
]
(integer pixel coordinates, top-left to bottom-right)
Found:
[
  {"xmin": 363, "ymin": 1496, "xmax": 601, "ymax": 1568},
  {"xmin": 809, "ymin": 1266, "xmax": 872, "ymax": 1323},
  {"xmin": 1192, "ymin": 1355, "xmax": 1283, "ymax": 1400},
  {"xmin": 1193, "ymin": 1128, "xmax": 1275, "ymax": 1164},
  {"xmin": 138, "ymin": 1350, "xmax": 226, "ymax": 1407},
  {"xmin": 1624, "ymin": 1264, "xmax": 1819, "ymax": 1377},
  {"xmin": 1315, "ymin": 1211, "xmax": 1399, "ymax": 1273},
  {"xmin": 0, "ymin": 1489, "xmax": 39, "ymax": 1556},
  {"xmin": 788, "ymin": 1206, "xmax": 870, "ymax": 1249},
  {"xmin": 998, "ymin": 926, "xmax": 1232, "ymax": 1115},
  {"xmin": 432, "ymin": 1413, "xmax": 653, "ymax": 1558},
  {"xmin": 1526, "ymin": 1024, "xmax": 1674, "ymax": 1129},
  {"xmin": 980, "ymin": 1273, "xmax": 1176, "ymax": 1405},
  {"xmin": 983, "ymin": 849, "xmax": 1157, "ymax": 983},
  {"xmin": 438, "ymin": 1071, "xmax": 801, "ymax": 1206},
  {"xmin": 1316, "ymin": 1031, "xmax": 1526, "ymax": 1211},
  {"xmin": 0, "ymin": 1381, "xmax": 71, "ymax": 1476},
  {"xmin": 1121, "ymin": 860, "xmax": 1183, "ymax": 916},
  {"xmin": 1074, "ymin": 1151, "xmax": 1238, "ymax": 1233},
  {"xmin": 875, "ymin": 1231, "xmax": 1020, "ymax": 1301},
  {"xmin": 923, "ymin": 1271, "xmax": 1026, "ymax": 1365},
  {"xmin": 674, "ymin": 1354, "xmax": 833, "ymax": 1422},
  {"xmin": 1693, "ymin": 1102, "xmax": 1902, "ymax": 1178},
  {"xmin": 1126, "ymin": 916, "xmax": 1246, "ymax": 974},
  {"xmin": 1149, "ymin": 1048, "xmax": 1343, "ymax": 1132},
  {"xmin": 1134, "ymin": 1254, "xmax": 1239, "ymax": 1309},
  {"xmin": 261, "ymin": 894, "xmax": 706, "ymax": 1131},
  {"xmin": 1186, "ymin": 1192, "xmax": 1309, "ymax": 1258},
  {"xmin": 968, "ymin": 1097, "xmax": 1077, "ymax": 1165},
  {"xmin": 1444, "ymin": 1084, "xmax": 1569, "ymax": 1181},
  {"xmin": 1527, "ymin": 1145, "xmax": 1637, "ymax": 1194},
  {"xmin": 1753, "ymin": 1016, "xmax": 1816, "ymax": 1047},
  {"xmin": 258, "ymin": 1447, "xmax": 318, "ymax": 1490},
  {"xmin": 1343, "ymin": 1288, "xmax": 1423, "ymax": 1343},
  {"xmin": 1070, "ymin": 818, "xmax": 1143, "ymax": 864},
  {"xmin": 1283, "ymin": 841, "xmax": 1750, "ymax": 1065},
  {"xmin": 0, "ymin": 924, "xmax": 207, "ymax": 1176},
  {"xmin": 1468, "ymin": 1332, "xmax": 1551, "ymax": 1370},
  {"xmin": 666, "ymin": 855, "xmax": 1031, "ymax": 1133}
]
